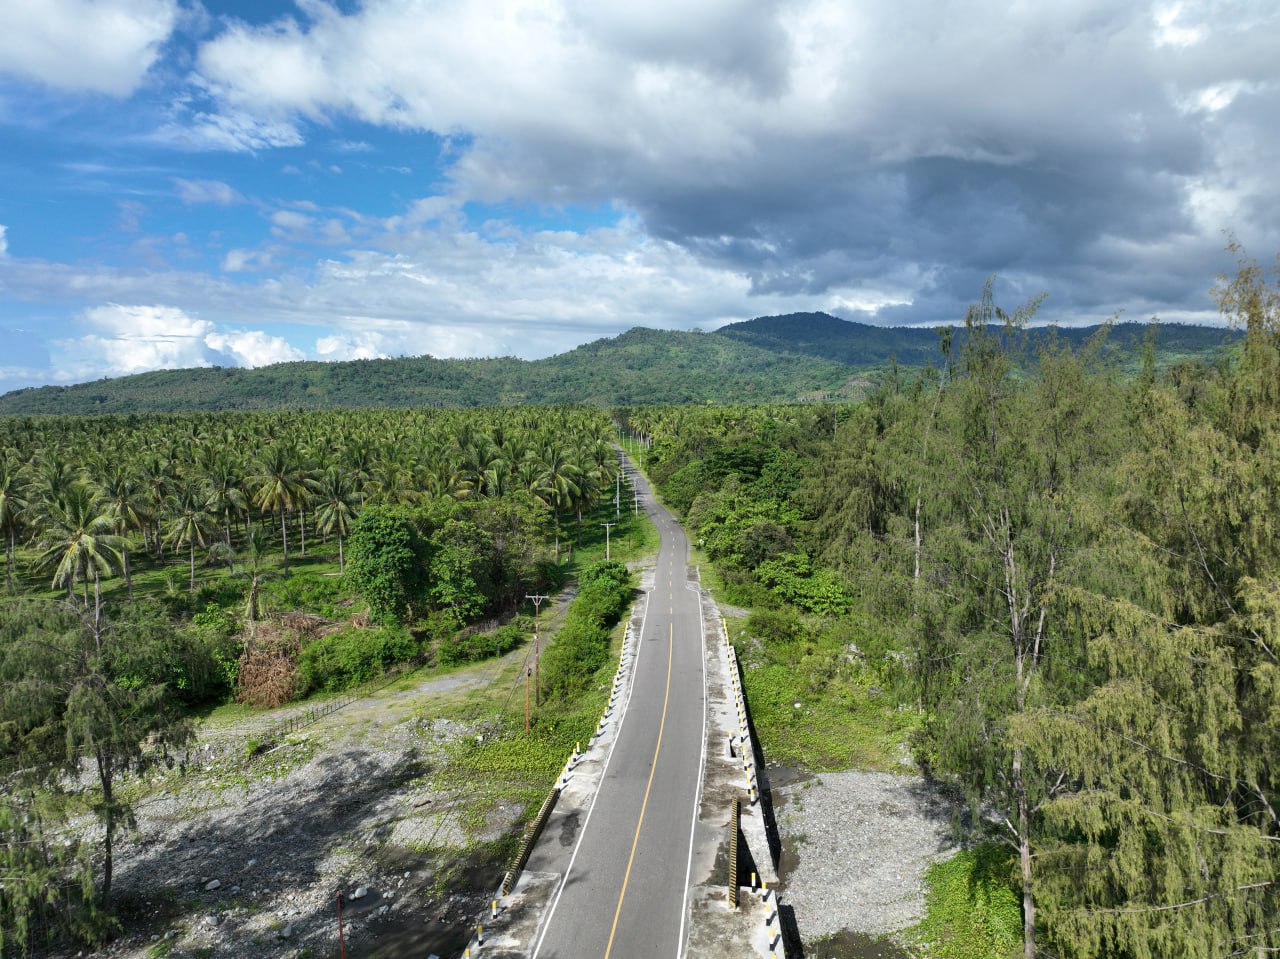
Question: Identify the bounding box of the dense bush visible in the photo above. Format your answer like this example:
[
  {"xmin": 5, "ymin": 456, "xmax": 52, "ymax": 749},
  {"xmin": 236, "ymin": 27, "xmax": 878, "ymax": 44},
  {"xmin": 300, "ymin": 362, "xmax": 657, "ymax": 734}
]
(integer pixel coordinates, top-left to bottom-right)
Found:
[
  {"xmin": 159, "ymin": 578, "xmax": 243, "ymax": 620},
  {"xmin": 539, "ymin": 561, "xmax": 633, "ymax": 701},
  {"xmin": 571, "ymin": 561, "xmax": 632, "ymax": 627},
  {"xmin": 295, "ymin": 626, "xmax": 420, "ymax": 694},
  {"xmin": 436, "ymin": 621, "xmax": 527, "ymax": 667}
]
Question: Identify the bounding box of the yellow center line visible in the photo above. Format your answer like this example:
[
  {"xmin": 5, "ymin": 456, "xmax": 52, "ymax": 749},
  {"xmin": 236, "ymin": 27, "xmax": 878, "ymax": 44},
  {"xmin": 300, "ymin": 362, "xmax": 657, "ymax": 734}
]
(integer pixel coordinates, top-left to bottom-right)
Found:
[{"xmin": 603, "ymin": 621, "xmax": 674, "ymax": 959}]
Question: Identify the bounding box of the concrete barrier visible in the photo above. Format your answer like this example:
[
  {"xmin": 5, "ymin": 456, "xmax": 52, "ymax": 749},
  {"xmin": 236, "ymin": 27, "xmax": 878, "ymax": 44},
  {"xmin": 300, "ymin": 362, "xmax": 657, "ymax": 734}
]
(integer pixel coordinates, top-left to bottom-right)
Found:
[{"xmin": 500, "ymin": 785, "xmax": 561, "ymax": 895}]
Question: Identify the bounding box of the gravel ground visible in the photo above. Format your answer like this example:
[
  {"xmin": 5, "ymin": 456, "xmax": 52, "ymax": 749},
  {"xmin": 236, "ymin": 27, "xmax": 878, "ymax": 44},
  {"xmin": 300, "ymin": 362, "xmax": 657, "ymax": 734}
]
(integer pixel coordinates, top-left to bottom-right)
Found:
[
  {"xmin": 775, "ymin": 770, "xmax": 960, "ymax": 942},
  {"xmin": 32, "ymin": 635, "xmax": 545, "ymax": 959}
]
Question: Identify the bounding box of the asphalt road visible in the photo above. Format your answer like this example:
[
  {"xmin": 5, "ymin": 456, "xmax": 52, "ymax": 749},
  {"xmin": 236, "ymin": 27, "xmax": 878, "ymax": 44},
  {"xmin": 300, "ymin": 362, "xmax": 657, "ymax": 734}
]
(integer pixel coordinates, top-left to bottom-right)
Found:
[{"xmin": 532, "ymin": 458, "xmax": 707, "ymax": 959}]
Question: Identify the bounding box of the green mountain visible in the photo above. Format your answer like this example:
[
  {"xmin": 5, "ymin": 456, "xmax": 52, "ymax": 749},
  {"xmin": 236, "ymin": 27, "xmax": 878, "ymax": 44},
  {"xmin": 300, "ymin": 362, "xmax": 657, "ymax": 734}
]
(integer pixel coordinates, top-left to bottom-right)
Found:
[
  {"xmin": 718, "ymin": 312, "xmax": 1243, "ymax": 368},
  {"xmin": 0, "ymin": 327, "xmax": 850, "ymax": 415},
  {"xmin": 0, "ymin": 316, "xmax": 1242, "ymax": 415}
]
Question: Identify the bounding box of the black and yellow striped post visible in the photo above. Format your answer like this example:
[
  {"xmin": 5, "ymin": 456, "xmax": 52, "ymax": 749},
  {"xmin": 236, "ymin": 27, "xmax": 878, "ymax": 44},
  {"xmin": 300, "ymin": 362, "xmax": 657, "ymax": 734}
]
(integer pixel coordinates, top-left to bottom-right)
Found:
[{"xmin": 727, "ymin": 798, "xmax": 741, "ymax": 909}]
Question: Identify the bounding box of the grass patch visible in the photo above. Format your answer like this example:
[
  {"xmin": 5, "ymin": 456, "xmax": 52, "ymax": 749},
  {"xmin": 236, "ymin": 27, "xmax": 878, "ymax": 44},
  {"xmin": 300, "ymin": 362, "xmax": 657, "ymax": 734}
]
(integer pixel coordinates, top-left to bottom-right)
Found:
[
  {"xmin": 557, "ymin": 495, "xmax": 659, "ymax": 573},
  {"xmin": 909, "ymin": 844, "xmax": 1022, "ymax": 959},
  {"xmin": 430, "ymin": 573, "xmax": 631, "ymax": 825},
  {"xmin": 2, "ymin": 539, "xmax": 353, "ymax": 615},
  {"xmin": 731, "ymin": 610, "xmax": 916, "ymax": 771}
]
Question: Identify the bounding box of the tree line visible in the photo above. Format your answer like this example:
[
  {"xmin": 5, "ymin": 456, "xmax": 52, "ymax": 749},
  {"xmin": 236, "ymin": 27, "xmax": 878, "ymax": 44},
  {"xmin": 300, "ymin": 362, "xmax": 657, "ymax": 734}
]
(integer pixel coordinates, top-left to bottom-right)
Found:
[
  {"xmin": 0, "ymin": 406, "xmax": 621, "ymax": 599},
  {"xmin": 621, "ymin": 252, "xmax": 1279, "ymax": 959}
]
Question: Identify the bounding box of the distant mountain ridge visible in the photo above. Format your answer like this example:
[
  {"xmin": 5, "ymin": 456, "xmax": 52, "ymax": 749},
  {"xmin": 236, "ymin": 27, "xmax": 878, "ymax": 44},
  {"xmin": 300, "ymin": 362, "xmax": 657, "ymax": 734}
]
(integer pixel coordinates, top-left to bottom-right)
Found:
[
  {"xmin": 0, "ymin": 314, "xmax": 1242, "ymax": 415},
  {"xmin": 719, "ymin": 311, "xmax": 1243, "ymax": 367}
]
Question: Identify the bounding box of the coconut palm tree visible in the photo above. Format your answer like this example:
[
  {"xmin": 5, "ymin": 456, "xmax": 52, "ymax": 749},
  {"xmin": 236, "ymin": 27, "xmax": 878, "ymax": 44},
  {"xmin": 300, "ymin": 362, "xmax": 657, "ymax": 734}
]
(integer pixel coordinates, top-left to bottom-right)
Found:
[
  {"xmin": 35, "ymin": 483, "xmax": 121, "ymax": 608},
  {"xmin": 0, "ymin": 455, "xmax": 29, "ymax": 590},
  {"xmin": 92, "ymin": 464, "xmax": 146, "ymax": 599},
  {"xmin": 30, "ymin": 451, "xmax": 77, "ymax": 519},
  {"xmin": 535, "ymin": 444, "xmax": 582, "ymax": 559},
  {"xmin": 231, "ymin": 525, "xmax": 277, "ymax": 631},
  {"xmin": 341, "ymin": 438, "xmax": 376, "ymax": 505},
  {"xmin": 165, "ymin": 479, "xmax": 215, "ymax": 590},
  {"xmin": 367, "ymin": 457, "xmax": 418, "ymax": 507},
  {"xmin": 314, "ymin": 466, "xmax": 359, "ymax": 573},
  {"xmin": 201, "ymin": 452, "xmax": 249, "ymax": 548},
  {"xmin": 139, "ymin": 454, "xmax": 175, "ymax": 560},
  {"xmin": 250, "ymin": 443, "xmax": 314, "ymax": 574}
]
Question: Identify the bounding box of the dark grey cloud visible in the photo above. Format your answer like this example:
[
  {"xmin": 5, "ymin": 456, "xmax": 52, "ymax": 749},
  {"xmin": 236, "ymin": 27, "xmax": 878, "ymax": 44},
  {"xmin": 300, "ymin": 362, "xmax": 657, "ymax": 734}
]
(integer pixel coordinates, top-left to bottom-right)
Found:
[{"xmin": 23, "ymin": 0, "xmax": 1277, "ymax": 381}]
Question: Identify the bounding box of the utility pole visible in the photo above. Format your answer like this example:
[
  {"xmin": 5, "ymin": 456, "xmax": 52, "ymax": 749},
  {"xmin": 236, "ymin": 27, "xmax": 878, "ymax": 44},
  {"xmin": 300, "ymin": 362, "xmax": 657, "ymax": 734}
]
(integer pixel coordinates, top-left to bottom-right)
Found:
[
  {"xmin": 615, "ymin": 468, "xmax": 621, "ymax": 518},
  {"xmin": 526, "ymin": 593, "xmax": 549, "ymax": 708},
  {"xmin": 600, "ymin": 522, "xmax": 616, "ymax": 561}
]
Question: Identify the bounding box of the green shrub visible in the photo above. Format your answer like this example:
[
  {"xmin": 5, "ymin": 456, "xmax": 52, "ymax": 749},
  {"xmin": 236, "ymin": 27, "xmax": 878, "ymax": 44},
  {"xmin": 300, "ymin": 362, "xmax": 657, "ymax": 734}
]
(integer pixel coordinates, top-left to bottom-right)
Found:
[
  {"xmin": 263, "ymin": 575, "xmax": 347, "ymax": 619},
  {"xmin": 571, "ymin": 581, "xmax": 628, "ymax": 629},
  {"xmin": 578, "ymin": 560, "xmax": 630, "ymax": 590},
  {"xmin": 540, "ymin": 562, "xmax": 633, "ymax": 701},
  {"xmin": 539, "ymin": 621, "xmax": 611, "ymax": 699},
  {"xmin": 295, "ymin": 626, "xmax": 419, "ymax": 694},
  {"xmin": 744, "ymin": 607, "xmax": 807, "ymax": 647},
  {"xmin": 718, "ymin": 570, "xmax": 781, "ymax": 609},
  {"xmin": 754, "ymin": 552, "xmax": 852, "ymax": 615},
  {"xmin": 160, "ymin": 579, "xmax": 241, "ymax": 619},
  {"xmin": 912, "ymin": 844, "xmax": 1022, "ymax": 959},
  {"xmin": 191, "ymin": 601, "xmax": 240, "ymax": 639},
  {"xmin": 436, "ymin": 622, "xmax": 525, "ymax": 667}
]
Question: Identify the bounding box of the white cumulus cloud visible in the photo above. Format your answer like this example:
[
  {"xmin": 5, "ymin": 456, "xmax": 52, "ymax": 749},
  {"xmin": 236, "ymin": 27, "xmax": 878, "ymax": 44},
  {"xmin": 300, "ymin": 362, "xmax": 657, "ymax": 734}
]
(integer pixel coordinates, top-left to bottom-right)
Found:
[
  {"xmin": 0, "ymin": 0, "xmax": 177, "ymax": 96},
  {"xmin": 204, "ymin": 329, "xmax": 304, "ymax": 367},
  {"xmin": 51, "ymin": 304, "xmax": 302, "ymax": 382},
  {"xmin": 0, "ymin": 224, "xmax": 8, "ymax": 257},
  {"xmin": 173, "ymin": 178, "xmax": 243, "ymax": 205},
  {"xmin": 186, "ymin": 0, "xmax": 1280, "ymax": 326},
  {"xmin": 316, "ymin": 331, "xmax": 390, "ymax": 361}
]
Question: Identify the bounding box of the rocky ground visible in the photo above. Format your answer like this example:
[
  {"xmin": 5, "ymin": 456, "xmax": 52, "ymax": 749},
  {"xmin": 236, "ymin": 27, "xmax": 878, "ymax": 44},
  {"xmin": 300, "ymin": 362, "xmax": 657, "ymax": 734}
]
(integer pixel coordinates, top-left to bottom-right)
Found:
[
  {"xmin": 774, "ymin": 770, "xmax": 960, "ymax": 957},
  {"xmin": 46, "ymin": 649, "xmax": 536, "ymax": 959}
]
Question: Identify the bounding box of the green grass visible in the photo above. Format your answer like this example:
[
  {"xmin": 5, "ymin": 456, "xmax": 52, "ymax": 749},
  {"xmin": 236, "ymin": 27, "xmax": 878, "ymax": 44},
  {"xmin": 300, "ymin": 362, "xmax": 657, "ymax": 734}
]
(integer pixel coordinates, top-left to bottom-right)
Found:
[
  {"xmin": 730, "ymin": 616, "xmax": 917, "ymax": 772},
  {"xmin": 689, "ymin": 546, "xmax": 732, "ymax": 603},
  {"xmin": 909, "ymin": 844, "xmax": 1023, "ymax": 959},
  {"xmin": 431, "ymin": 597, "xmax": 630, "ymax": 824},
  {"xmin": 553, "ymin": 492, "xmax": 658, "ymax": 574}
]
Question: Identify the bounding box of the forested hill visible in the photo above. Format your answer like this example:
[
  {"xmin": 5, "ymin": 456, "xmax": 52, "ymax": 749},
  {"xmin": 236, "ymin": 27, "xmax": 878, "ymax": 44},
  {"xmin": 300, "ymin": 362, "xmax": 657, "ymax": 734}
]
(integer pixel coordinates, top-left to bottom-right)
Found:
[
  {"xmin": 0, "ymin": 316, "xmax": 1240, "ymax": 415},
  {"xmin": 718, "ymin": 312, "xmax": 1242, "ymax": 367}
]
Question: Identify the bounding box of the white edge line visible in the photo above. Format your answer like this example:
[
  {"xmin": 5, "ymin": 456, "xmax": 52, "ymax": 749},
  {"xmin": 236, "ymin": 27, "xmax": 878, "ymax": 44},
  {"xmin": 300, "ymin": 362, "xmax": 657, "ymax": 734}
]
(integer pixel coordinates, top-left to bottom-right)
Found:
[
  {"xmin": 676, "ymin": 558, "xmax": 710, "ymax": 959},
  {"xmin": 529, "ymin": 575, "xmax": 653, "ymax": 958}
]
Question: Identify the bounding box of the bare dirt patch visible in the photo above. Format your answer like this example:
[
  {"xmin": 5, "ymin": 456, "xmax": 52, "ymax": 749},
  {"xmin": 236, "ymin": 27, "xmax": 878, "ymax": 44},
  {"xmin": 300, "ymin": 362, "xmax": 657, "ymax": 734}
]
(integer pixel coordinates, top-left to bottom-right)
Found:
[{"xmin": 40, "ymin": 639, "xmax": 551, "ymax": 959}]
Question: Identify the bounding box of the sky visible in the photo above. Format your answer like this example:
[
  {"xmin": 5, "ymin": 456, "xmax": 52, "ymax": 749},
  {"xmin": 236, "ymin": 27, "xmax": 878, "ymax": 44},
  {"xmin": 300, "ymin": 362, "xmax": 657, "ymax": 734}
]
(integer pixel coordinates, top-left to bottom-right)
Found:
[{"xmin": 0, "ymin": 0, "xmax": 1277, "ymax": 394}]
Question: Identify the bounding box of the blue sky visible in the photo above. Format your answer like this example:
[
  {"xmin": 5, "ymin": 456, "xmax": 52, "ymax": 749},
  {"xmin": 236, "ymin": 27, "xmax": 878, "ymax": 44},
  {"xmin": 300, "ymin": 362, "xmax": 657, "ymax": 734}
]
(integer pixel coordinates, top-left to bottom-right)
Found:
[{"xmin": 1, "ymin": 0, "xmax": 1278, "ymax": 394}]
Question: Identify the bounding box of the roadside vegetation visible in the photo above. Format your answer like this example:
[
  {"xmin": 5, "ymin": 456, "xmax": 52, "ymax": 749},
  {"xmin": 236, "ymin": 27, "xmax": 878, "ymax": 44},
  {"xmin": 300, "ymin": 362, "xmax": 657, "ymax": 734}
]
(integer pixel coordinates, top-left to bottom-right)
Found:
[
  {"xmin": 0, "ymin": 406, "xmax": 655, "ymax": 953},
  {"xmin": 620, "ymin": 251, "xmax": 1280, "ymax": 959},
  {"xmin": 443, "ymin": 559, "xmax": 636, "ymax": 820}
]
